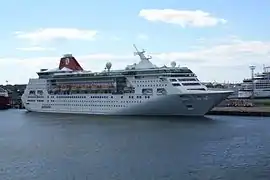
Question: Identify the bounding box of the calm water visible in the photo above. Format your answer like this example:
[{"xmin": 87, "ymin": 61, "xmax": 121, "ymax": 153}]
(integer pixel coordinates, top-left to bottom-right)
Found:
[{"xmin": 0, "ymin": 109, "xmax": 270, "ymax": 180}]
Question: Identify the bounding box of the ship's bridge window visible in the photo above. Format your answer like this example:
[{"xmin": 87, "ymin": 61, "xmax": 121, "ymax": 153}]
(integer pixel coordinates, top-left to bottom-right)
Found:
[
  {"xmin": 37, "ymin": 90, "xmax": 43, "ymax": 95},
  {"xmin": 169, "ymin": 79, "xmax": 177, "ymax": 82},
  {"xmin": 182, "ymin": 83, "xmax": 201, "ymax": 86},
  {"xmin": 29, "ymin": 90, "xmax": 35, "ymax": 95},
  {"xmin": 178, "ymin": 78, "xmax": 197, "ymax": 81},
  {"xmin": 169, "ymin": 74, "xmax": 195, "ymax": 77},
  {"xmin": 188, "ymin": 88, "xmax": 206, "ymax": 91},
  {"xmin": 172, "ymin": 83, "xmax": 181, "ymax": 86}
]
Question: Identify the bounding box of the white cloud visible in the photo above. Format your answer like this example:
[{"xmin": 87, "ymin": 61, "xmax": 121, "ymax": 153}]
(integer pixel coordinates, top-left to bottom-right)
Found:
[
  {"xmin": 14, "ymin": 28, "xmax": 98, "ymax": 42},
  {"xmin": 1, "ymin": 37, "xmax": 270, "ymax": 84},
  {"xmin": 16, "ymin": 46, "xmax": 56, "ymax": 51},
  {"xmin": 137, "ymin": 33, "xmax": 149, "ymax": 40},
  {"xmin": 153, "ymin": 39, "xmax": 270, "ymax": 67},
  {"xmin": 139, "ymin": 9, "xmax": 227, "ymax": 27}
]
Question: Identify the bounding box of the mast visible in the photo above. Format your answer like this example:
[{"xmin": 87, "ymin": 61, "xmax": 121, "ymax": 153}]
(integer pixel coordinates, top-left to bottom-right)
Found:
[
  {"xmin": 133, "ymin": 44, "xmax": 152, "ymax": 61},
  {"xmin": 249, "ymin": 65, "xmax": 256, "ymax": 99}
]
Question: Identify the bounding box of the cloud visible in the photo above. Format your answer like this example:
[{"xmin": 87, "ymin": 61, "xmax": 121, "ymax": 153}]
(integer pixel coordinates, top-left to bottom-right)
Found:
[
  {"xmin": 14, "ymin": 28, "xmax": 98, "ymax": 42},
  {"xmin": 16, "ymin": 46, "xmax": 56, "ymax": 51},
  {"xmin": 139, "ymin": 9, "xmax": 227, "ymax": 27},
  {"xmin": 1, "ymin": 37, "xmax": 270, "ymax": 84},
  {"xmin": 153, "ymin": 39, "xmax": 270, "ymax": 67},
  {"xmin": 137, "ymin": 33, "xmax": 149, "ymax": 40}
]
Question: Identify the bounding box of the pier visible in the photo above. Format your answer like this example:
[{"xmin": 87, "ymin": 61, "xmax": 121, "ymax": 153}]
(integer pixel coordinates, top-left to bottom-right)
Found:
[
  {"xmin": 208, "ymin": 106, "xmax": 270, "ymax": 116},
  {"xmin": 208, "ymin": 99, "xmax": 270, "ymax": 116}
]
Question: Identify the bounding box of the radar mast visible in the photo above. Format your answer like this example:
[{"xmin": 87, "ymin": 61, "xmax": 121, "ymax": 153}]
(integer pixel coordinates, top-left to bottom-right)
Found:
[{"xmin": 133, "ymin": 44, "xmax": 152, "ymax": 61}]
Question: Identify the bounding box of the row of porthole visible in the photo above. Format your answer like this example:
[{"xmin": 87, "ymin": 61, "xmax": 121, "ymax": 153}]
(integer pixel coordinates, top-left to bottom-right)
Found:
[
  {"xmin": 30, "ymin": 94, "xmax": 153, "ymax": 101},
  {"xmin": 27, "ymin": 100, "xmax": 35, "ymax": 102},
  {"xmin": 34, "ymin": 99, "xmax": 148, "ymax": 103},
  {"xmin": 45, "ymin": 104, "xmax": 128, "ymax": 107},
  {"xmin": 137, "ymin": 84, "xmax": 167, "ymax": 87},
  {"xmin": 132, "ymin": 80, "xmax": 162, "ymax": 83},
  {"xmin": 28, "ymin": 96, "xmax": 44, "ymax": 98},
  {"xmin": 47, "ymin": 96, "xmax": 151, "ymax": 101},
  {"xmin": 62, "ymin": 100, "xmax": 142, "ymax": 102},
  {"xmin": 51, "ymin": 100, "xmax": 119, "ymax": 103},
  {"xmin": 48, "ymin": 100, "xmax": 143, "ymax": 103},
  {"xmin": 55, "ymin": 96, "xmax": 87, "ymax": 99}
]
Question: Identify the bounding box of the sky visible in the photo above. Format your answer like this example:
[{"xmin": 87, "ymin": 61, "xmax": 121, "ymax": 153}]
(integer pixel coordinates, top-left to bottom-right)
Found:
[{"xmin": 0, "ymin": 0, "xmax": 270, "ymax": 84}]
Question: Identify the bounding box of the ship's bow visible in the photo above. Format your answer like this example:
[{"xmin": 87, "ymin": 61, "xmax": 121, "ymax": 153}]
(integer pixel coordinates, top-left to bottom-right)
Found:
[{"xmin": 113, "ymin": 90, "xmax": 233, "ymax": 116}]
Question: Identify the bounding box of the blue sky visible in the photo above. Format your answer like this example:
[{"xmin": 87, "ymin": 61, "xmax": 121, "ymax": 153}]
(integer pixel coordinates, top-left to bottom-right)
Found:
[{"xmin": 0, "ymin": 0, "xmax": 270, "ymax": 84}]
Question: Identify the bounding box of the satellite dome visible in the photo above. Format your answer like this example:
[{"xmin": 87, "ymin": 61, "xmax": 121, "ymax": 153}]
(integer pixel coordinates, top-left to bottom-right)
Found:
[
  {"xmin": 171, "ymin": 61, "xmax": 176, "ymax": 67},
  {"xmin": 106, "ymin": 62, "xmax": 112, "ymax": 70}
]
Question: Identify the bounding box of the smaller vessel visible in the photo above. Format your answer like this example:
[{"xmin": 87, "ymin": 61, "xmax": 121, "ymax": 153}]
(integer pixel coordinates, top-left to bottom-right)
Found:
[{"xmin": 0, "ymin": 87, "xmax": 10, "ymax": 109}]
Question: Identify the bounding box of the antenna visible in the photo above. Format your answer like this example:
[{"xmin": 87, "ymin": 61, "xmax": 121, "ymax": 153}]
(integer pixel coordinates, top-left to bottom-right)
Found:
[
  {"xmin": 249, "ymin": 65, "xmax": 256, "ymax": 79},
  {"xmin": 132, "ymin": 44, "xmax": 151, "ymax": 60},
  {"xmin": 133, "ymin": 44, "xmax": 139, "ymax": 53},
  {"xmin": 249, "ymin": 65, "xmax": 256, "ymax": 99}
]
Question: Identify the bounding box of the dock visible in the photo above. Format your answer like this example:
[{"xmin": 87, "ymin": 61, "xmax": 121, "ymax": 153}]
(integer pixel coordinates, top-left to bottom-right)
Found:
[
  {"xmin": 208, "ymin": 106, "xmax": 270, "ymax": 116},
  {"xmin": 208, "ymin": 99, "xmax": 270, "ymax": 116}
]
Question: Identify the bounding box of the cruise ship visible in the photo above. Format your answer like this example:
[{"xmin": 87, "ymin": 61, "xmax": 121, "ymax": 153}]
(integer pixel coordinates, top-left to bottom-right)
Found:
[
  {"xmin": 238, "ymin": 65, "xmax": 270, "ymax": 99},
  {"xmin": 0, "ymin": 87, "xmax": 10, "ymax": 109},
  {"xmin": 21, "ymin": 45, "xmax": 233, "ymax": 116}
]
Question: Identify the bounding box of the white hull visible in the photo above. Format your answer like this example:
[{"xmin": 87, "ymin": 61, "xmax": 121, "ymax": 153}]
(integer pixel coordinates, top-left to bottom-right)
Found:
[{"xmin": 22, "ymin": 91, "xmax": 231, "ymax": 116}]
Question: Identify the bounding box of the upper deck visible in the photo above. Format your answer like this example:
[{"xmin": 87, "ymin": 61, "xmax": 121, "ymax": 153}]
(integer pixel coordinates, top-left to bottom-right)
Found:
[{"xmin": 36, "ymin": 45, "xmax": 196, "ymax": 81}]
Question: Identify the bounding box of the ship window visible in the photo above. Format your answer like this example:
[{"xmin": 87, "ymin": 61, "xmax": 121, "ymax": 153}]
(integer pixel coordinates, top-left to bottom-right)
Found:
[
  {"xmin": 182, "ymin": 83, "xmax": 201, "ymax": 86},
  {"xmin": 142, "ymin": 88, "xmax": 153, "ymax": 95},
  {"xmin": 186, "ymin": 105, "xmax": 193, "ymax": 109},
  {"xmin": 169, "ymin": 79, "xmax": 177, "ymax": 82},
  {"xmin": 178, "ymin": 78, "xmax": 197, "ymax": 81},
  {"xmin": 157, "ymin": 88, "xmax": 167, "ymax": 94},
  {"xmin": 29, "ymin": 90, "xmax": 35, "ymax": 95},
  {"xmin": 172, "ymin": 83, "xmax": 181, "ymax": 86},
  {"xmin": 187, "ymin": 88, "xmax": 206, "ymax": 91}
]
